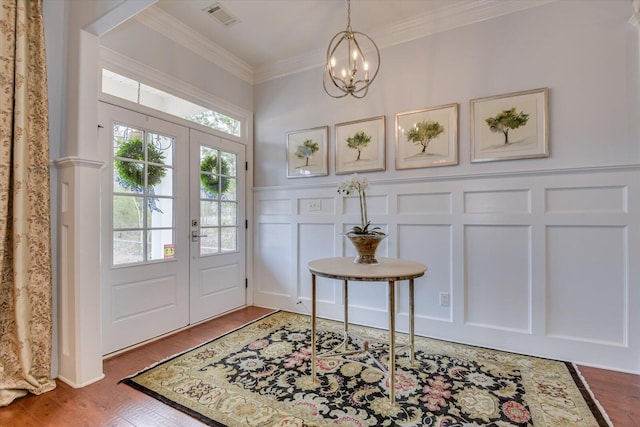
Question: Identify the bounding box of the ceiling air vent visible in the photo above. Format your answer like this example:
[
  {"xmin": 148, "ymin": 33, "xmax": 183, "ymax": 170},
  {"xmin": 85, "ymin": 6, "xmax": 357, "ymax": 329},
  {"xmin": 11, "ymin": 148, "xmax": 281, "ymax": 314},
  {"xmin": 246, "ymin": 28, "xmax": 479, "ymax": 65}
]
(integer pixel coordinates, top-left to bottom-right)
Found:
[{"xmin": 203, "ymin": 3, "xmax": 238, "ymax": 27}]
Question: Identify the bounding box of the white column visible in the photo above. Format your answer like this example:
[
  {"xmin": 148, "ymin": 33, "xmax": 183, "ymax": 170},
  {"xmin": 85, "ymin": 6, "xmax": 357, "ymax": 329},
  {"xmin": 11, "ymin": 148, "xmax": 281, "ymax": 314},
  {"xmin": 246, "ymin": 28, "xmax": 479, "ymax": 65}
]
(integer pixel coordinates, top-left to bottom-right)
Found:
[
  {"xmin": 54, "ymin": 157, "xmax": 105, "ymax": 387},
  {"xmin": 53, "ymin": 0, "xmax": 156, "ymax": 388}
]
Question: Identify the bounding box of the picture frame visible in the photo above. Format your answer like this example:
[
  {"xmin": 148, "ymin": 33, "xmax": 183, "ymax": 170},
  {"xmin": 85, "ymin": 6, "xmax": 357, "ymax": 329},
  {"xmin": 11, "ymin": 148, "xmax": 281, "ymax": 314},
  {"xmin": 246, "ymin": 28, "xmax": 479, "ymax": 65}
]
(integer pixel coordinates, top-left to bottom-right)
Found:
[
  {"xmin": 395, "ymin": 103, "xmax": 458, "ymax": 170},
  {"xmin": 335, "ymin": 115, "xmax": 385, "ymax": 174},
  {"xmin": 470, "ymin": 87, "xmax": 549, "ymax": 163},
  {"xmin": 286, "ymin": 126, "xmax": 329, "ymax": 178}
]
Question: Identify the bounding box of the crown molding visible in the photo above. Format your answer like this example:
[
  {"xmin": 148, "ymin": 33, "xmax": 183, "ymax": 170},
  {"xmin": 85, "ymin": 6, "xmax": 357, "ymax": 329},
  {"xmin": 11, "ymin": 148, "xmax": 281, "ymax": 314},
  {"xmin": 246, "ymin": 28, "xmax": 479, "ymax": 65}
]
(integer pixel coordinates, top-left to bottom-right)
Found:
[
  {"xmin": 133, "ymin": 5, "xmax": 254, "ymax": 84},
  {"xmin": 99, "ymin": 47, "xmax": 252, "ymax": 121},
  {"xmin": 255, "ymin": 0, "xmax": 555, "ymax": 84},
  {"xmin": 131, "ymin": 1, "xmax": 555, "ymax": 86}
]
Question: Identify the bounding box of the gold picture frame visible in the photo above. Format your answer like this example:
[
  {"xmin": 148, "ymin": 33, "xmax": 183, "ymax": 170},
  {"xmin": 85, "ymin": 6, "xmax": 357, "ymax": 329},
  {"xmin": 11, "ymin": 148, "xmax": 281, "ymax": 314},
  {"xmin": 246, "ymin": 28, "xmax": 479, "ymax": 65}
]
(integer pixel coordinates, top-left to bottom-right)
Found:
[
  {"xmin": 395, "ymin": 103, "xmax": 458, "ymax": 170},
  {"xmin": 470, "ymin": 87, "xmax": 549, "ymax": 162},
  {"xmin": 335, "ymin": 116, "xmax": 385, "ymax": 174},
  {"xmin": 286, "ymin": 126, "xmax": 329, "ymax": 178}
]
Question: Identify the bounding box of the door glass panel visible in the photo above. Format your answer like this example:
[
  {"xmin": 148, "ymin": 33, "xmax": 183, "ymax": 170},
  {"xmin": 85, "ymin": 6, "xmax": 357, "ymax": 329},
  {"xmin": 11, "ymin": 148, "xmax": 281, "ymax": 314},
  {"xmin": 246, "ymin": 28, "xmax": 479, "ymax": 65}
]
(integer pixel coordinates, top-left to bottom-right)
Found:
[
  {"xmin": 150, "ymin": 167, "xmax": 173, "ymax": 197},
  {"xmin": 221, "ymin": 202, "xmax": 236, "ymax": 226},
  {"xmin": 112, "ymin": 122, "xmax": 176, "ymax": 266},
  {"xmin": 198, "ymin": 146, "xmax": 239, "ymax": 256},
  {"xmin": 200, "ymin": 201, "xmax": 218, "ymax": 226},
  {"xmin": 221, "ymin": 227, "xmax": 236, "ymax": 252},
  {"xmin": 147, "ymin": 229, "xmax": 175, "ymax": 261},
  {"xmin": 113, "ymin": 195, "xmax": 144, "ymax": 229},
  {"xmin": 222, "ymin": 177, "xmax": 237, "ymax": 201},
  {"xmin": 146, "ymin": 198, "xmax": 173, "ymax": 227},
  {"xmin": 200, "ymin": 227, "xmax": 219, "ymax": 255},
  {"xmin": 113, "ymin": 230, "xmax": 144, "ymax": 264}
]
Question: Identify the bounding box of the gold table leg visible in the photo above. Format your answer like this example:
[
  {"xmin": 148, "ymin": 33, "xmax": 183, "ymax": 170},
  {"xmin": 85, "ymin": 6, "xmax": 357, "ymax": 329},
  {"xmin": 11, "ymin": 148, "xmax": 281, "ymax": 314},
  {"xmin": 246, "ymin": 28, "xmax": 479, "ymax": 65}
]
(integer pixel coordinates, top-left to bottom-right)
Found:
[
  {"xmin": 388, "ymin": 280, "xmax": 396, "ymax": 405},
  {"xmin": 343, "ymin": 279, "xmax": 349, "ymax": 336},
  {"xmin": 311, "ymin": 273, "xmax": 317, "ymax": 382},
  {"xmin": 410, "ymin": 278, "xmax": 415, "ymax": 366}
]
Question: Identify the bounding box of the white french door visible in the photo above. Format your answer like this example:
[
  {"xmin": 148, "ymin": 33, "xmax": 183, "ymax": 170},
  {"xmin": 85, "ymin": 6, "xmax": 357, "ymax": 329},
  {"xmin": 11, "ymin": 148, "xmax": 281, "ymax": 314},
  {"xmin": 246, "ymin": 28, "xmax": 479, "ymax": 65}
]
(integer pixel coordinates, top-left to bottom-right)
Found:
[
  {"xmin": 100, "ymin": 103, "xmax": 246, "ymax": 354},
  {"xmin": 189, "ymin": 129, "xmax": 246, "ymax": 324}
]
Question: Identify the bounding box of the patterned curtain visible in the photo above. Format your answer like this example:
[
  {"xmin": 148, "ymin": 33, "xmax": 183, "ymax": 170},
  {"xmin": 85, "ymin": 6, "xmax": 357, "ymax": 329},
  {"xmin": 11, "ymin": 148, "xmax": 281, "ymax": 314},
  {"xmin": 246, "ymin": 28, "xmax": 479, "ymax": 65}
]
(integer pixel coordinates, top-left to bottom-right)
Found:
[{"xmin": 0, "ymin": 0, "xmax": 56, "ymax": 406}]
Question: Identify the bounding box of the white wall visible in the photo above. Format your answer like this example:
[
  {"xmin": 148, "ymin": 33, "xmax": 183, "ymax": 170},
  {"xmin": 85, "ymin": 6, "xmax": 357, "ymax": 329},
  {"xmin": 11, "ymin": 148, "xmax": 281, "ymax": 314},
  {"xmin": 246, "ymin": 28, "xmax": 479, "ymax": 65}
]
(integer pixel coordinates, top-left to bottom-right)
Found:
[
  {"xmin": 252, "ymin": 0, "xmax": 640, "ymax": 373},
  {"xmin": 254, "ymin": 0, "xmax": 639, "ymax": 187}
]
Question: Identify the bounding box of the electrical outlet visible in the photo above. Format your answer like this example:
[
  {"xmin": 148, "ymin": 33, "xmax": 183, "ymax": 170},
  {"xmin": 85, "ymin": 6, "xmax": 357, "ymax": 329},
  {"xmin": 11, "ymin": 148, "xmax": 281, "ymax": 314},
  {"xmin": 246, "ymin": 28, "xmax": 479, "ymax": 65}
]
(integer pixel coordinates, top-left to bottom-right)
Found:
[
  {"xmin": 439, "ymin": 292, "xmax": 450, "ymax": 307},
  {"xmin": 308, "ymin": 200, "xmax": 321, "ymax": 211}
]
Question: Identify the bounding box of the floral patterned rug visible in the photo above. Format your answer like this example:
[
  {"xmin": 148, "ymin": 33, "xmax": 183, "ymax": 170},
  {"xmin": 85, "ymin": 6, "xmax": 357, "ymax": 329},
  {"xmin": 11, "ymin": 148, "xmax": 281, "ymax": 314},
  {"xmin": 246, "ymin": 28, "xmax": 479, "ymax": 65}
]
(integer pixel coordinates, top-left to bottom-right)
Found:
[{"xmin": 122, "ymin": 311, "xmax": 610, "ymax": 426}]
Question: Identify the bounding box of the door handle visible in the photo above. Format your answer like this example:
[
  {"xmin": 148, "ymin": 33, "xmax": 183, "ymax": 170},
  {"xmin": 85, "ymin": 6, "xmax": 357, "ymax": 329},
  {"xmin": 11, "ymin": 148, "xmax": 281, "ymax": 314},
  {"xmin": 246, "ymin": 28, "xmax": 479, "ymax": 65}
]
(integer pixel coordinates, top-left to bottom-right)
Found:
[{"xmin": 192, "ymin": 231, "xmax": 208, "ymax": 242}]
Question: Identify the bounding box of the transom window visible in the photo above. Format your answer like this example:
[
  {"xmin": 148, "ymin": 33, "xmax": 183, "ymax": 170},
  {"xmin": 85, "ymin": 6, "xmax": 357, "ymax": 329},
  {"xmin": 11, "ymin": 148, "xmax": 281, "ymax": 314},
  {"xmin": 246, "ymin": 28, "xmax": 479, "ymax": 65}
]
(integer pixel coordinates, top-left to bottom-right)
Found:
[{"xmin": 102, "ymin": 69, "xmax": 241, "ymax": 138}]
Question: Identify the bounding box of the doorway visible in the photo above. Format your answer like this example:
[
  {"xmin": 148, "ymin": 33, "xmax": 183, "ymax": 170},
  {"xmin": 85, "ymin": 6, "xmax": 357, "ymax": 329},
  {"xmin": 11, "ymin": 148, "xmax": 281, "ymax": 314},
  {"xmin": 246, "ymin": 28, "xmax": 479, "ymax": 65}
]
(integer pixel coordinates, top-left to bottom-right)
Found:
[{"xmin": 100, "ymin": 102, "xmax": 246, "ymax": 354}]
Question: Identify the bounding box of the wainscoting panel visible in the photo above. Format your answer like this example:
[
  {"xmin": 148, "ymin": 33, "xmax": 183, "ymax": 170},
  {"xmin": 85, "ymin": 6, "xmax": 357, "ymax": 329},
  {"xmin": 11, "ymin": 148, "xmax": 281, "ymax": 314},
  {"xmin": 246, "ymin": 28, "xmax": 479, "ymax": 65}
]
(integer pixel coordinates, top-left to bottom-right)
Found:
[
  {"xmin": 545, "ymin": 186, "xmax": 627, "ymax": 213},
  {"xmin": 255, "ymin": 222, "xmax": 292, "ymax": 301},
  {"xmin": 397, "ymin": 192, "xmax": 452, "ymax": 215},
  {"xmin": 464, "ymin": 225, "xmax": 532, "ymax": 333},
  {"xmin": 298, "ymin": 223, "xmax": 337, "ymax": 304},
  {"xmin": 258, "ymin": 198, "xmax": 291, "ymax": 215},
  {"xmin": 546, "ymin": 225, "xmax": 627, "ymax": 345},
  {"xmin": 397, "ymin": 224, "xmax": 453, "ymax": 322},
  {"xmin": 253, "ymin": 168, "xmax": 640, "ymax": 373},
  {"xmin": 464, "ymin": 190, "xmax": 531, "ymax": 214}
]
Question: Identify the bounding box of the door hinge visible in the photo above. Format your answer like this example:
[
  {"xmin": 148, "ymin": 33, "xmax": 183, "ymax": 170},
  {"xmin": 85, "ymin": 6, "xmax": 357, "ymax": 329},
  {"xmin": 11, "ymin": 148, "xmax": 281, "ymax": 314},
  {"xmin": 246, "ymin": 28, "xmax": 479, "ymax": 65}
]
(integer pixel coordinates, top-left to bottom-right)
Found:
[
  {"xmin": 245, "ymin": 161, "xmax": 248, "ymax": 171},
  {"xmin": 245, "ymin": 278, "xmax": 248, "ymax": 289},
  {"xmin": 245, "ymin": 219, "xmax": 248, "ymax": 229}
]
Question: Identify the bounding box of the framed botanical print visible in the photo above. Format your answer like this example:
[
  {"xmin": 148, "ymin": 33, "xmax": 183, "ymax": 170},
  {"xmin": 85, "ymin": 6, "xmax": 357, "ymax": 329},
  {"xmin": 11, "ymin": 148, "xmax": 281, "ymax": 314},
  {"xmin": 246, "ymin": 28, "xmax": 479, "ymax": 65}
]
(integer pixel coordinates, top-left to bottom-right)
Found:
[
  {"xmin": 335, "ymin": 116, "xmax": 385, "ymax": 174},
  {"xmin": 395, "ymin": 103, "xmax": 458, "ymax": 169},
  {"xmin": 470, "ymin": 88, "xmax": 549, "ymax": 162},
  {"xmin": 286, "ymin": 126, "xmax": 329, "ymax": 178}
]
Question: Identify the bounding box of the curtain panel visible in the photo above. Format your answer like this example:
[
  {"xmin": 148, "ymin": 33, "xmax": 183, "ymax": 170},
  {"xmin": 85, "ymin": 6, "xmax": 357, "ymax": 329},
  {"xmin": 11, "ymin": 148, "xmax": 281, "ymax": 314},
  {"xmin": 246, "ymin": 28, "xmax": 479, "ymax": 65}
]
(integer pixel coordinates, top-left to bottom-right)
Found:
[{"xmin": 0, "ymin": 0, "xmax": 56, "ymax": 406}]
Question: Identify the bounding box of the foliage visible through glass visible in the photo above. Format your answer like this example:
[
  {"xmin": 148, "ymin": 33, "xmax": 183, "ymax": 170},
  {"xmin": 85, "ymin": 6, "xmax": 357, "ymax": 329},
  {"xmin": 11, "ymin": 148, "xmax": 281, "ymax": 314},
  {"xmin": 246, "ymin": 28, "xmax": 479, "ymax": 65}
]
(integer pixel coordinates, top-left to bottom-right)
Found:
[
  {"xmin": 199, "ymin": 146, "xmax": 238, "ymax": 256},
  {"xmin": 112, "ymin": 124, "xmax": 175, "ymax": 266}
]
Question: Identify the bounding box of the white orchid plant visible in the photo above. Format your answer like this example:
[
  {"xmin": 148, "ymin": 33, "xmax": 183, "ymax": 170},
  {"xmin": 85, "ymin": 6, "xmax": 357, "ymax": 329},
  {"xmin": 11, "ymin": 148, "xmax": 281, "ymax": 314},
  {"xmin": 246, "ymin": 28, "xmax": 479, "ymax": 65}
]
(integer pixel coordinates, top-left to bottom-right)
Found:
[{"xmin": 337, "ymin": 174, "xmax": 385, "ymax": 235}]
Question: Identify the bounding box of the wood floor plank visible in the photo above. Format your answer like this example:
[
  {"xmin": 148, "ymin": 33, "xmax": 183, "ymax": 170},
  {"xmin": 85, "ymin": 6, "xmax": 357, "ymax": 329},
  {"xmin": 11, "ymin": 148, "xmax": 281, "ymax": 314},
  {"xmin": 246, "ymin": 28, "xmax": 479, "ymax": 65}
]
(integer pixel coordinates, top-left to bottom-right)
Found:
[{"xmin": 0, "ymin": 306, "xmax": 637, "ymax": 427}]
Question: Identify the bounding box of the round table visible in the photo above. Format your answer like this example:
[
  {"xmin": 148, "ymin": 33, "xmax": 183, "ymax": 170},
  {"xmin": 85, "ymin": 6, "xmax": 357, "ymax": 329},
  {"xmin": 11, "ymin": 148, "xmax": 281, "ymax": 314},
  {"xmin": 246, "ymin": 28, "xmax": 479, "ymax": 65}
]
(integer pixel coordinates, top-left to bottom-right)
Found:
[{"xmin": 307, "ymin": 257, "xmax": 427, "ymax": 404}]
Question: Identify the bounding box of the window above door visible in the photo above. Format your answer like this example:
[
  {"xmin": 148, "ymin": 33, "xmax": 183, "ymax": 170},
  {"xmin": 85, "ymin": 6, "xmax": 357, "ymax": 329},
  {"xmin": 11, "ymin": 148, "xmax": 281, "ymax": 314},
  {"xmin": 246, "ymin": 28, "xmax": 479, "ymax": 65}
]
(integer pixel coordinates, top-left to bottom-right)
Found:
[{"xmin": 102, "ymin": 69, "xmax": 242, "ymax": 138}]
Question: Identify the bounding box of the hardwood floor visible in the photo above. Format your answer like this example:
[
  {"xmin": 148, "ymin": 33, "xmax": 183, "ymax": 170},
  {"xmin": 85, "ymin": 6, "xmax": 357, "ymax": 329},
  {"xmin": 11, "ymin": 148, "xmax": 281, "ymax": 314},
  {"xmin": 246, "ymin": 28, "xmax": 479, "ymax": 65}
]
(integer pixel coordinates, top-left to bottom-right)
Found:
[{"xmin": 0, "ymin": 306, "xmax": 638, "ymax": 426}]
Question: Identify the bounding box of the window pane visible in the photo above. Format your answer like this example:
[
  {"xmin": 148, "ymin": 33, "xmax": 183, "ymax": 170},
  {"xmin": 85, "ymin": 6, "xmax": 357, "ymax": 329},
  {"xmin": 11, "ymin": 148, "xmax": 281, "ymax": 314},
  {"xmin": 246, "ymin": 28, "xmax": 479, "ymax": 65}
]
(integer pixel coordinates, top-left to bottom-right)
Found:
[
  {"xmin": 221, "ymin": 151, "xmax": 237, "ymax": 177},
  {"xmin": 148, "ymin": 167, "xmax": 173, "ymax": 197},
  {"xmin": 111, "ymin": 120, "xmax": 176, "ymax": 267},
  {"xmin": 147, "ymin": 229, "xmax": 175, "ymax": 261},
  {"xmin": 200, "ymin": 227, "xmax": 219, "ymax": 256},
  {"xmin": 102, "ymin": 70, "xmax": 138, "ymax": 103},
  {"xmin": 113, "ymin": 195, "xmax": 144, "ymax": 229},
  {"xmin": 113, "ymin": 230, "xmax": 144, "ymax": 265},
  {"xmin": 201, "ymin": 200, "xmax": 219, "ymax": 226},
  {"xmin": 221, "ymin": 202, "xmax": 236, "ymax": 226},
  {"xmin": 114, "ymin": 159, "xmax": 144, "ymax": 192},
  {"xmin": 222, "ymin": 177, "xmax": 236, "ymax": 201},
  {"xmin": 114, "ymin": 171, "xmax": 143, "ymax": 194},
  {"xmin": 146, "ymin": 198, "xmax": 173, "ymax": 228},
  {"xmin": 147, "ymin": 133, "xmax": 174, "ymax": 166},
  {"xmin": 221, "ymin": 227, "xmax": 236, "ymax": 252},
  {"xmin": 114, "ymin": 128, "xmax": 144, "ymax": 159}
]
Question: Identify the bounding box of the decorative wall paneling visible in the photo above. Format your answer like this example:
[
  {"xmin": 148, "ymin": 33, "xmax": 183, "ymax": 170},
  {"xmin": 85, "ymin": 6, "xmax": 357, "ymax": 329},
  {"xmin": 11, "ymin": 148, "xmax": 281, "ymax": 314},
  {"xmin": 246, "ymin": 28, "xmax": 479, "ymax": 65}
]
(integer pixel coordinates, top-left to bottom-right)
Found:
[{"xmin": 253, "ymin": 167, "xmax": 639, "ymax": 373}]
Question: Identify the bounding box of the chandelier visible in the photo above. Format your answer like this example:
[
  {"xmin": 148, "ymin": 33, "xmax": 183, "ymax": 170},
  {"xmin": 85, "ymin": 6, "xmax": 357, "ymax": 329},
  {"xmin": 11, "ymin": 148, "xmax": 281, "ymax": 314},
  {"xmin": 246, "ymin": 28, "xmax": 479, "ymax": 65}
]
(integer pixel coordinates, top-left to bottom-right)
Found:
[{"xmin": 323, "ymin": 0, "xmax": 380, "ymax": 99}]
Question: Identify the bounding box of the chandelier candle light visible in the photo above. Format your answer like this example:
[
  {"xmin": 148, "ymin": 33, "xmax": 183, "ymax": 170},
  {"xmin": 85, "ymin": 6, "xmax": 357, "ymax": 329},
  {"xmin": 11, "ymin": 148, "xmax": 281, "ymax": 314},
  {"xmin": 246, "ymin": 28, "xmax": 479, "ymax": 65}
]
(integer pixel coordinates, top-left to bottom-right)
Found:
[
  {"xmin": 323, "ymin": 0, "xmax": 381, "ymax": 99},
  {"xmin": 338, "ymin": 174, "xmax": 386, "ymax": 264}
]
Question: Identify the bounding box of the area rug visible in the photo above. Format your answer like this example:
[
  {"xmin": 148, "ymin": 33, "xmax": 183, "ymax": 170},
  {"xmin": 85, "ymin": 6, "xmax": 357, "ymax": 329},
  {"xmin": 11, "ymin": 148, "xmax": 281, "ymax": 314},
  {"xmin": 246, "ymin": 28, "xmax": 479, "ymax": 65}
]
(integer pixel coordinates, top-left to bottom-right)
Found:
[{"xmin": 122, "ymin": 311, "xmax": 610, "ymax": 426}]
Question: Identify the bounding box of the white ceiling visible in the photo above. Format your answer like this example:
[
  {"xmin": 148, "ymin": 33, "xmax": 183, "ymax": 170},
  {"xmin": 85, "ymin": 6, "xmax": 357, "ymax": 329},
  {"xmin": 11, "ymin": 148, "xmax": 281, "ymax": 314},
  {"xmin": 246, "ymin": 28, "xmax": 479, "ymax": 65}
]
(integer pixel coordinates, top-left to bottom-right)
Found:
[{"xmin": 134, "ymin": 0, "xmax": 553, "ymax": 83}]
